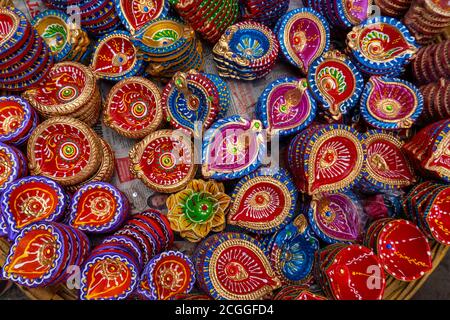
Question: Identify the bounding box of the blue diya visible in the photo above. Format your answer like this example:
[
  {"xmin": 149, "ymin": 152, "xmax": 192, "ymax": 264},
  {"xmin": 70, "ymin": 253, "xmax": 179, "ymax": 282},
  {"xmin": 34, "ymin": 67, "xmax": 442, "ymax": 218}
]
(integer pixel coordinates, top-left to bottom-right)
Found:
[
  {"xmin": 266, "ymin": 215, "xmax": 319, "ymax": 285},
  {"xmin": 0, "ymin": 143, "xmax": 23, "ymax": 194},
  {"xmin": 360, "ymin": 76, "xmax": 424, "ymax": 130},
  {"xmin": 346, "ymin": 16, "xmax": 419, "ymax": 75},
  {"xmin": 256, "ymin": 77, "xmax": 317, "ymax": 136},
  {"xmin": 275, "ymin": 8, "xmax": 330, "ymax": 75},
  {"xmin": 228, "ymin": 168, "xmax": 297, "ymax": 234},
  {"xmin": 0, "ymin": 7, "xmax": 30, "ymax": 58},
  {"xmin": 202, "ymin": 115, "xmax": 266, "ymax": 181},
  {"xmin": 307, "ymin": 50, "xmax": 363, "ymax": 122}
]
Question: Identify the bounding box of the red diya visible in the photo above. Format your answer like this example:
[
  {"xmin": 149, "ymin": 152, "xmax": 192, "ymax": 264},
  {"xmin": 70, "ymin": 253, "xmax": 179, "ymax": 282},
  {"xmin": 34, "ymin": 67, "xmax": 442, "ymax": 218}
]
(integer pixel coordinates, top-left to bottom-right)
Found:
[
  {"xmin": 423, "ymin": 184, "xmax": 450, "ymax": 245},
  {"xmin": 104, "ymin": 77, "xmax": 163, "ymax": 139},
  {"xmin": 0, "ymin": 142, "xmax": 26, "ymax": 193},
  {"xmin": 67, "ymin": 182, "xmax": 129, "ymax": 234},
  {"xmin": 141, "ymin": 250, "xmax": 195, "ymax": 300},
  {"xmin": 273, "ymin": 285, "xmax": 327, "ymax": 300},
  {"xmin": 115, "ymin": 0, "xmax": 169, "ymax": 34},
  {"xmin": 27, "ymin": 117, "xmax": 102, "ymax": 186},
  {"xmin": 374, "ymin": 219, "xmax": 432, "ymax": 281},
  {"xmin": 129, "ymin": 129, "xmax": 197, "ymax": 193},
  {"xmin": 0, "ymin": 176, "xmax": 68, "ymax": 240},
  {"xmin": 0, "ymin": 96, "xmax": 37, "ymax": 146},
  {"xmin": 196, "ymin": 232, "xmax": 281, "ymax": 300}
]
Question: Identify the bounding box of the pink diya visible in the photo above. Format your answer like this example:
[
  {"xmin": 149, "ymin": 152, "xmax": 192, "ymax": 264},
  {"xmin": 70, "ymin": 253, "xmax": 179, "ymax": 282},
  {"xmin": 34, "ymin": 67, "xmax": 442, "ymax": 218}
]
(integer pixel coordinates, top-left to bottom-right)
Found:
[
  {"xmin": 104, "ymin": 77, "xmax": 163, "ymax": 139},
  {"xmin": 202, "ymin": 115, "xmax": 266, "ymax": 181}
]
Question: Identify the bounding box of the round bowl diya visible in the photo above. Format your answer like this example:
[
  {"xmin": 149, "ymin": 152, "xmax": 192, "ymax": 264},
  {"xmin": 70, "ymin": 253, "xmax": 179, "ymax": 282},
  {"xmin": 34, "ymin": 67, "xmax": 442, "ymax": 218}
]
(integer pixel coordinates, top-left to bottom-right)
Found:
[
  {"xmin": 0, "ymin": 176, "xmax": 68, "ymax": 240},
  {"xmin": 308, "ymin": 191, "xmax": 365, "ymax": 244},
  {"xmin": 90, "ymin": 30, "xmax": 143, "ymax": 81},
  {"xmin": 361, "ymin": 130, "xmax": 415, "ymax": 192},
  {"xmin": 307, "ymin": 50, "xmax": 363, "ymax": 121},
  {"xmin": 317, "ymin": 244, "xmax": 386, "ymax": 300},
  {"xmin": 346, "ymin": 16, "xmax": 418, "ymax": 74},
  {"xmin": 0, "ymin": 7, "xmax": 30, "ymax": 59},
  {"xmin": 372, "ymin": 219, "xmax": 433, "ymax": 281},
  {"xmin": 162, "ymin": 70, "xmax": 223, "ymax": 136},
  {"xmin": 115, "ymin": 0, "xmax": 169, "ymax": 35},
  {"xmin": 195, "ymin": 232, "xmax": 281, "ymax": 300},
  {"xmin": 167, "ymin": 179, "xmax": 230, "ymax": 243},
  {"xmin": 287, "ymin": 124, "xmax": 365, "ymax": 195},
  {"xmin": 275, "ymin": 7, "xmax": 330, "ymax": 75},
  {"xmin": 0, "ymin": 96, "xmax": 37, "ymax": 146},
  {"xmin": 67, "ymin": 182, "xmax": 129, "ymax": 234},
  {"xmin": 22, "ymin": 62, "xmax": 98, "ymax": 119},
  {"xmin": 228, "ymin": 168, "xmax": 297, "ymax": 234},
  {"xmin": 104, "ymin": 77, "xmax": 163, "ymax": 139},
  {"xmin": 202, "ymin": 115, "xmax": 266, "ymax": 181},
  {"xmin": 140, "ymin": 250, "xmax": 195, "ymax": 300},
  {"xmin": 256, "ymin": 77, "xmax": 317, "ymax": 136},
  {"xmin": 360, "ymin": 76, "xmax": 423, "ymax": 130},
  {"xmin": 266, "ymin": 215, "xmax": 319, "ymax": 285},
  {"xmin": 27, "ymin": 117, "xmax": 102, "ymax": 186},
  {"xmin": 129, "ymin": 129, "xmax": 197, "ymax": 193}
]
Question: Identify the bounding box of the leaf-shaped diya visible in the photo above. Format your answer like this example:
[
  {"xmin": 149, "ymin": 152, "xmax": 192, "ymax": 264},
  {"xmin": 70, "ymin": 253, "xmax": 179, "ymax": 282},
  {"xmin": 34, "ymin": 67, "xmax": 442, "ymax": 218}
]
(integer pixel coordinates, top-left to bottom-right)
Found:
[
  {"xmin": 308, "ymin": 192, "xmax": 365, "ymax": 243},
  {"xmin": 276, "ymin": 8, "xmax": 330, "ymax": 74},
  {"xmin": 199, "ymin": 232, "xmax": 281, "ymax": 300},
  {"xmin": 361, "ymin": 130, "xmax": 415, "ymax": 192},
  {"xmin": 0, "ymin": 96, "xmax": 35, "ymax": 145},
  {"xmin": 91, "ymin": 30, "xmax": 143, "ymax": 81},
  {"xmin": 307, "ymin": 50, "xmax": 363, "ymax": 121},
  {"xmin": 228, "ymin": 168, "xmax": 297, "ymax": 234},
  {"xmin": 0, "ymin": 142, "xmax": 22, "ymax": 193},
  {"xmin": 115, "ymin": 0, "xmax": 169, "ymax": 34},
  {"xmin": 202, "ymin": 115, "xmax": 266, "ymax": 180},
  {"xmin": 256, "ymin": 77, "xmax": 317, "ymax": 136},
  {"xmin": 360, "ymin": 76, "xmax": 423, "ymax": 130},
  {"xmin": 143, "ymin": 250, "xmax": 195, "ymax": 300},
  {"xmin": 129, "ymin": 129, "xmax": 197, "ymax": 193},
  {"xmin": 423, "ymin": 185, "xmax": 450, "ymax": 245}
]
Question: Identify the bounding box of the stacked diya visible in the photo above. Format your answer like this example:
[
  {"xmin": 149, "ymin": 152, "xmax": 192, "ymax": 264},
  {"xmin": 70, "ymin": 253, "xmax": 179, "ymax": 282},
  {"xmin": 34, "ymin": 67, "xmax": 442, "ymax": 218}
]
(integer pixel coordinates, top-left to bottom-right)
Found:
[
  {"xmin": 404, "ymin": 0, "xmax": 450, "ymax": 45},
  {"xmin": 161, "ymin": 70, "xmax": 230, "ymax": 136},
  {"xmin": 27, "ymin": 117, "xmax": 115, "ymax": 191},
  {"xmin": 413, "ymin": 40, "xmax": 450, "ymax": 85},
  {"xmin": 359, "ymin": 76, "xmax": 424, "ymax": 130},
  {"xmin": 307, "ymin": 50, "xmax": 363, "ymax": 122},
  {"xmin": 256, "ymin": 77, "xmax": 317, "ymax": 136},
  {"xmin": 132, "ymin": 17, "xmax": 203, "ymax": 81},
  {"xmin": 275, "ymin": 8, "xmax": 330, "ymax": 76},
  {"xmin": 403, "ymin": 182, "xmax": 450, "ymax": 245},
  {"xmin": 419, "ymin": 78, "xmax": 450, "ymax": 123},
  {"xmin": 104, "ymin": 77, "xmax": 164, "ymax": 139},
  {"xmin": 240, "ymin": 0, "xmax": 290, "ymax": 27},
  {"xmin": 23, "ymin": 62, "xmax": 101, "ymax": 126},
  {"xmin": 314, "ymin": 244, "xmax": 386, "ymax": 299},
  {"xmin": 360, "ymin": 131, "xmax": 415, "ymax": 193},
  {"xmin": 287, "ymin": 124, "xmax": 365, "ymax": 195},
  {"xmin": 0, "ymin": 176, "xmax": 69, "ymax": 240},
  {"xmin": 304, "ymin": 0, "xmax": 373, "ymax": 29},
  {"xmin": 2, "ymin": 222, "xmax": 90, "ymax": 288},
  {"xmin": 364, "ymin": 218, "xmax": 432, "ymax": 281},
  {"xmin": 403, "ymin": 119, "xmax": 450, "ymax": 182},
  {"xmin": 213, "ymin": 21, "xmax": 279, "ymax": 80},
  {"xmin": 346, "ymin": 16, "xmax": 419, "ymax": 76},
  {"xmin": 66, "ymin": 182, "xmax": 129, "ymax": 234},
  {"xmin": 169, "ymin": 0, "xmax": 239, "ymax": 44},
  {"xmin": 374, "ymin": 0, "xmax": 412, "ymax": 17},
  {"xmin": 0, "ymin": 96, "xmax": 39, "ymax": 146},
  {"xmin": 80, "ymin": 209, "xmax": 173, "ymax": 300},
  {"xmin": 137, "ymin": 250, "xmax": 196, "ymax": 300},
  {"xmin": 274, "ymin": 286, "xmax": 327, "ymax": 300},
  {"xmin": 0, "ymin": 143, "xmax": 27, "ymax": 195},
  {"xmin": 193, "ymin": 232, "xmax": 281, "ymax": 300},
  {"xmin": 32, "ymin": 10, "xmax": 90, "ymax": 62},
  {"xmin": 202, "ymin": 115, "xmax": 266, "ymax": 180},
  {"xmin": 90, "ymin": 30, "xmax": 144, "ymax": 81},
  {"xmin": 129, "ymin": 129, "xmax": 197, "ymax": 193},
  {"xmin": 0, "ymin": 6, "xmax": 54, "ymax": 91}
]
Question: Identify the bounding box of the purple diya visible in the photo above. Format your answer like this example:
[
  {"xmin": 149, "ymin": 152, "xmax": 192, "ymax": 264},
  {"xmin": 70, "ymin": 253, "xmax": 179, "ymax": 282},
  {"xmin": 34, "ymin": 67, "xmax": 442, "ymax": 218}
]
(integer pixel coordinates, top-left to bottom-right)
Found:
[
  {"xmin": 308, "ymin": 192, "xmax": 366, "ymax": 244},
  {"xmin": 0, "ymin": 96, "xmax": 36, "ymax": 146},
  {"xmin": 256, "ymin": 77, "xmax": 317, "ymax": 136},
  {"xmin": 360, "ymin": 76, "xmax": 424, "ymax": 130},
  {"xmin": 1, "ymin": 176, "xmax": 68, "ymax": 240},
  {"xmin": 0, "ymin": 142, "xmax": 24, "ymax": 193},
  {"xmin": 67, "ymin": 182, "xmax": 129, "ymax": 234},
  {"xmin": 202, "ymin": 115, "xmax": 266, "ymax": 180},
  {"xmin": 102, "ymin": 235, "xmax": 144, "ymax": 268},
  {"xmin": 0, "ymin": 212, "xmax": 8, "ymax": 237}
]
